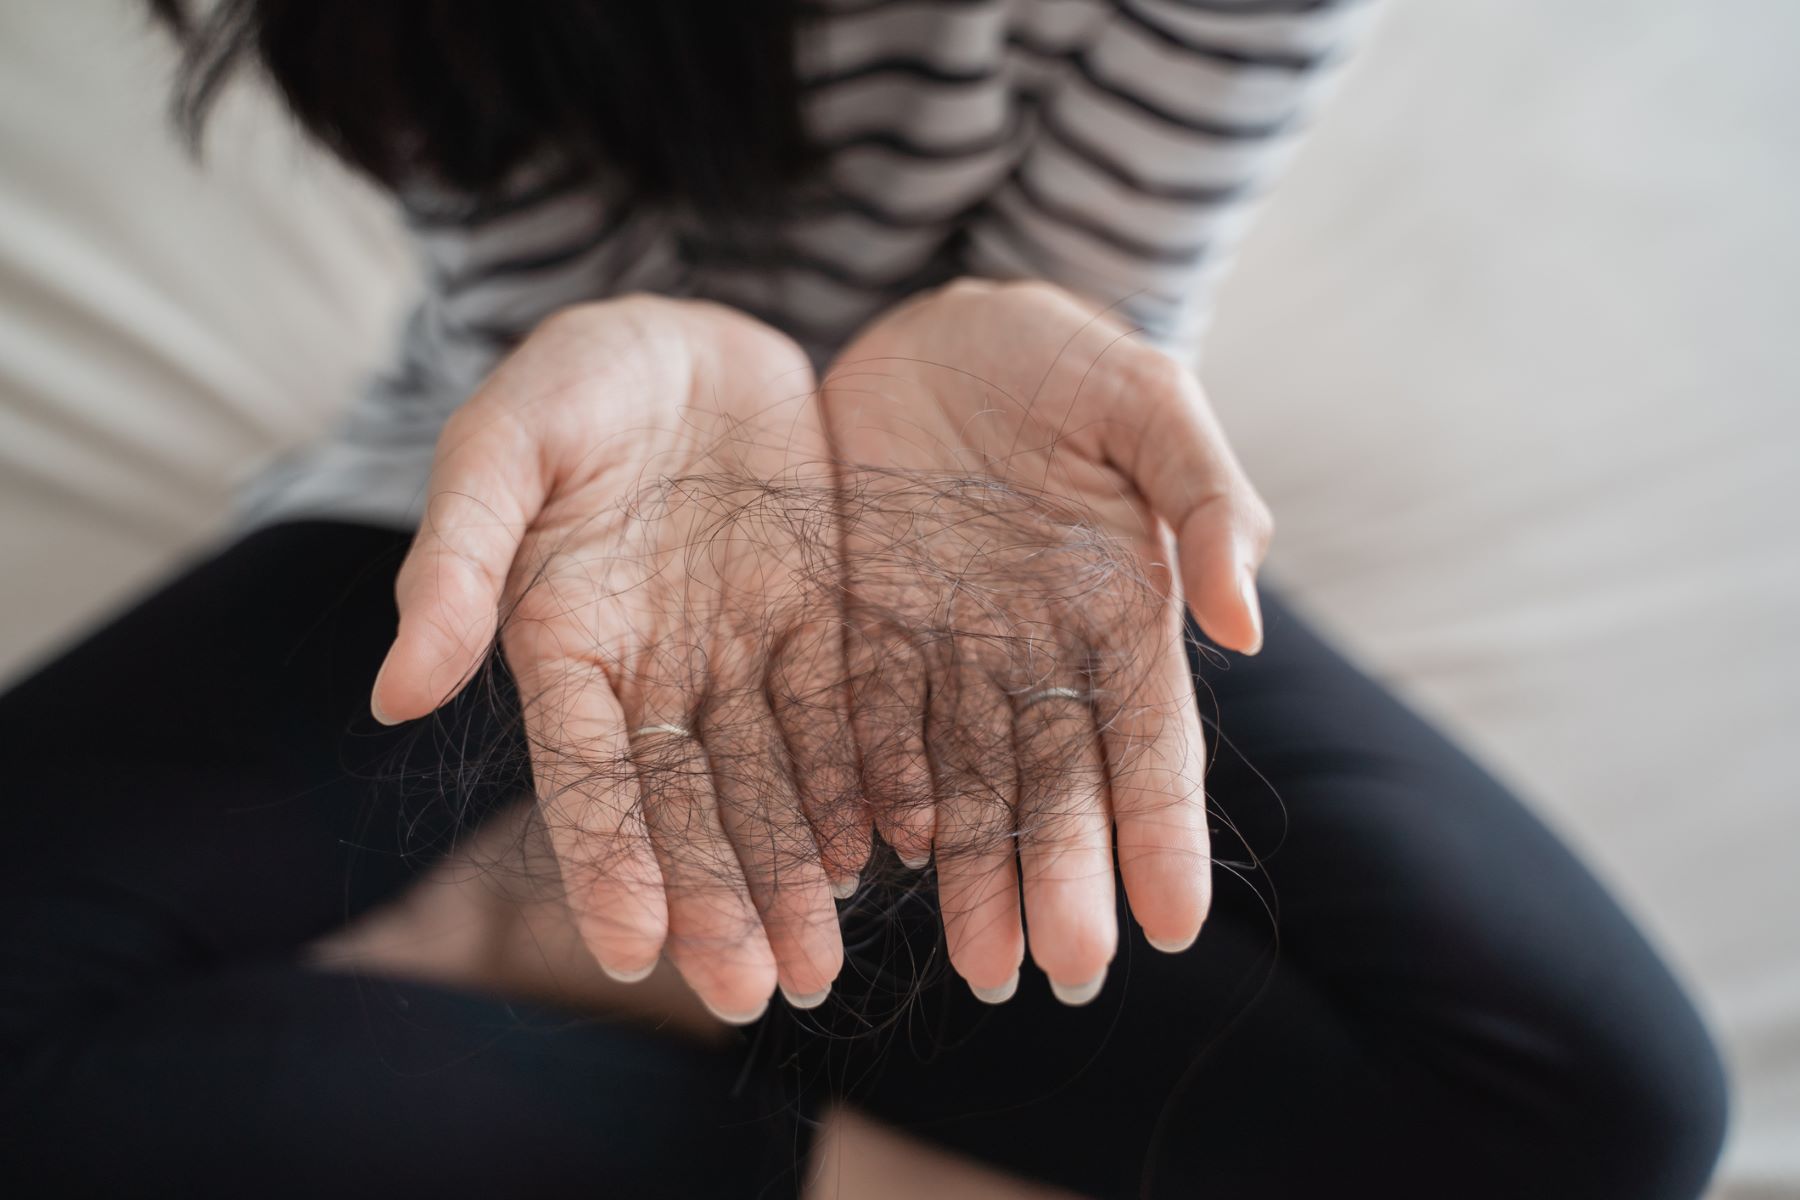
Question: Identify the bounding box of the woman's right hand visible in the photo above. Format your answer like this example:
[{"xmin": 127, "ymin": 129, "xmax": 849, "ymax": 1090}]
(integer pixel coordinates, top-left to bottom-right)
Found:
[{"xmin": 367, "ymin": 296, "xmax": 849, "ymax": 1024}]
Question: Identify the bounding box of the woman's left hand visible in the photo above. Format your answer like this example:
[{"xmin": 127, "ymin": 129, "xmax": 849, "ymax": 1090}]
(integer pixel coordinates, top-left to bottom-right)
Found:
[{"xmin": 820, "ymin": 278, "xmax": 1273, "ymax": 1003}]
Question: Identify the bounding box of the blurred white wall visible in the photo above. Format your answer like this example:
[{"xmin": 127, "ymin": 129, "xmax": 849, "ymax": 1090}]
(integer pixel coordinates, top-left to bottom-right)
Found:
[
  {"xmin": 0, "ymin": 0, "xmax": 410, "ymax": 682},
  {"xmin": 1, "ymin": 0, "xmax": 1795, "ymax": 1193}
]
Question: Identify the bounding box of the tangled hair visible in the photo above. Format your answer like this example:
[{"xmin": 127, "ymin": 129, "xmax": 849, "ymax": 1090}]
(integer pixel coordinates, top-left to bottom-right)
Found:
[
  {"xmin": 147, "ymin": 0, "xmax": 818, "ymax": 225},
  {"xmin": 377, "ymin": 457, "xmax": 1248, "ymax": 1022},
  {"xmin": 529, "ymin": 465, "xmax": 1170, "ymax": 866}
]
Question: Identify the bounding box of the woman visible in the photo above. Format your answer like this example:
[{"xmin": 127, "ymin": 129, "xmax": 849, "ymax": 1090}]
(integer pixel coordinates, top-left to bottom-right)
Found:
[{"xmin": 0, "ymin": 1, "xmax": 1728, "ymax": 1196}]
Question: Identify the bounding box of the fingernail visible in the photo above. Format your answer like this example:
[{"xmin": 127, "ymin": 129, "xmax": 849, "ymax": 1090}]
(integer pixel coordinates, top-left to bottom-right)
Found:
[
  {"xmin": 1049, "ymin": 970, "xmax": 1107, "ymax": 1007},
  {"xmin": 1147, "ymin": 931, "xmax": 1198, "ymax": 954},
  {"xmin": 370, "ymin": 657, "xmax": 399, "ymax": 726},
  {"xmin": 829, "ymin": 875, "xmax": 860, "ymax": 901},
  {"xmin": 781, "ymin": 984, "xmax": 831, "ymax": 1010},
  {"xmin": 600, "ymin": 959, "xmax": 657, "ymax": 984},
  {"xmin": 1237, "ymin": 567, "xmax": 1265, "ymax": 656},
  {"xmin": 970, "ymin": 971, "xmax": 1020, "ymax": 1005},
  {"xmin": 899, "ymin": 851, "xmax": 931, "ymax": 871},
  {"xmin": 702, "ymin": 996, "xmax": 770, "ymax": 1026}
]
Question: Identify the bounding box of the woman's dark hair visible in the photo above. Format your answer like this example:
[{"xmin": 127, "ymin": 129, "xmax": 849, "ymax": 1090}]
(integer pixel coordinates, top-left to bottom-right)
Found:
[{"xmin": 149, "ymin": 0, "xmax": 817, "ymax": 222}]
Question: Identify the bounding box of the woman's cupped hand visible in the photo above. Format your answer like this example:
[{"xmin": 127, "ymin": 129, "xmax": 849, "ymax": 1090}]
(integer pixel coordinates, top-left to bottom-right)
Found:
[{"xmin": 368, "ymin": 283, "xmax": 1272, "ymax": 1022}]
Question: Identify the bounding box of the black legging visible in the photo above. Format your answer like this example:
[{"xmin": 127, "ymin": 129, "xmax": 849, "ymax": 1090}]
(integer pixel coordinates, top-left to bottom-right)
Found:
[{"xmin": 0, "ymin": 522, "xmax": 1727, "ymax": 1198}]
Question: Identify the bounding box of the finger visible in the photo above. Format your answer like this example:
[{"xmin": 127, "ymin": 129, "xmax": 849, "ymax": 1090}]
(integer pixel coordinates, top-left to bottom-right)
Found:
[
  {"xmin": 373, "ymin": 409, "xmax": 546, "ymax": 722},
  {"xmin": 1095, "ymin": 600, "xmax": 1212, "ymax": 953},
  {"xmin": 512, "ymin": 653, "xmax": 669, "ymax": 983},
  {"xmin": 846, "ymin": 618, "xmax": 935, "ymax": 869},
  {"xmin": 1102, "ymin": 354, "xmax": 1272, "ymax": 655},
  {"xmin": 929, "ymin": 660, "xmax": 1025, "ymax": 1001},
  {"xmin": 1014, "ymin": 675, "xmax": 1117, "ymax": 1006},
  {"xmin": 769, "ymin": 620, "xmax": 872, "ymax": 897},
  {"xmin": 627, "ymin": 687, "xmax": 779, "ymax": 1025},
  {"xmin": 703, "ymin": 686, "xmax": 846, "ymax": 1010}
]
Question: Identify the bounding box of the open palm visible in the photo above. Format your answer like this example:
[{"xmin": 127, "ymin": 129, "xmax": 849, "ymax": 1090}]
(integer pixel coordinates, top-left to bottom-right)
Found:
[
  {"xmin": 370, "ymin": 284, "xmax": 1272, "ymax": 1019},
  {"xmin": 821, "ymin": 278, "xmax": 1272, "ymax": 1002},
  {"xmin": 372, "ymin": 297, "xmax": 846, "ymax": 1022}
]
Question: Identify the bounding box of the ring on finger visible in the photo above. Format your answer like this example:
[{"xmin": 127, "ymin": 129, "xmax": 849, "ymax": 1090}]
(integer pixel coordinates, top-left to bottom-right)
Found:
[
  {"xmin": 1015, "ymin": 686, "xmax": 1093, "ymax": 713},
  {"xmin": 630, "ymin": 723, "xmax": 696, "ymax": 740}
]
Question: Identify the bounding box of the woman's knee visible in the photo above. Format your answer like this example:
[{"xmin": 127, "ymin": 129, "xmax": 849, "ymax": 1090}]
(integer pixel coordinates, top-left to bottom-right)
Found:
[
  {"xmin": 1442, "ymin": 944, "xmax": 1732, "ymax": 1200},
  {"xmin": 1553, "ymin": 998, "xmax": 1730, "ymax": 1200}
]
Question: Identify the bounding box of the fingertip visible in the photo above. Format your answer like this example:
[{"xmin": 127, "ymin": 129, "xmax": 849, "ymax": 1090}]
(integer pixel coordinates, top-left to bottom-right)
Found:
[
  {"xmin": 1191, "ymin": 610, "xmax": 1258, "ymax": 658},
  {"xmin": 1119, "ymin": 840, "xmax": 1213, "ymax": 958},
  {"xmin": 1175, "ymin": 522, "xmax": 1267, "ymax": 657},
  {"xmin": 781, "ymin": 983, "xmax": 831, "ymax": 1010},
  {"xmin": 565, "ymin": 867, "xmax": 671, "ymax": 990},
  {"xmin": 1048, "ymin": 969, "xmax": 1107, "ymax": 1007},
  {"xmin": 369, "ymin": 654, "xmax": 402, "ymax": 726},
  {"xmin": 601, "ymin": 958, "xmax": 658, "ymax": 985},
  {"xmin": 372, "ymin": 620, "xmax": 488, "ymax": 724},
  {"xmin": 1236, "ymin": 566, "xmax": 1265, "ymax": 656},
  {"xmin": 970, "ymin": 970, "xmax": 1019, "ymax": 1004},
  {"xmin": 1145, "ymin": 927, "xmax": 1200, "ymax": 954},
  {"xmin": 702, "ymin": 994, "xmax": 772, "ymax": 1027},
  {"xmin": 1188, "ymin": 574, "xmax": 1263, "ymax": 657}
]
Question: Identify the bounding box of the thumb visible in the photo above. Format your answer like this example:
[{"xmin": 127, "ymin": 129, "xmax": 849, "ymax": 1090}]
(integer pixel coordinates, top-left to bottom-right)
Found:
[
  {"xmin": 1107, "ymin": 358, "xmax": 1272, "ymax": 655},
  {"xmin": 371, "ymin": 410, "xmax": 546, "ymax": 724},
  {"xmin": 1166, "ymin": 490, "xmax": 1271, "ymax": 657}
]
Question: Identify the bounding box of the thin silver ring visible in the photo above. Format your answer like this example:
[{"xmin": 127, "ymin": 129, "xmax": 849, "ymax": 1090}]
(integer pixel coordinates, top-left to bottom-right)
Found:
[
  {"xmin": 630, "ymin": 723, "xmax": 695, "ymax": 740},
  {"xmin": 1017, "ymin": 686, "xmax": 1093, "ymax": 712}
]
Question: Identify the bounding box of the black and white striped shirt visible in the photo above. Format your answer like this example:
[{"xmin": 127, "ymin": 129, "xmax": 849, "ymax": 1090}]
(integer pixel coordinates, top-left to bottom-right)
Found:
[{"xmin": 247, "ymin": 0, "xmax": 1375, "ymax": 528}]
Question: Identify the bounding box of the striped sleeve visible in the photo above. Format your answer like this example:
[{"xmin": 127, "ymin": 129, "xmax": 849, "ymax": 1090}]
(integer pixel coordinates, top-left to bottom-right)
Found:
[{"xmin": 961, "ymin": 0, "xmax": 1379, "ymax": 359}]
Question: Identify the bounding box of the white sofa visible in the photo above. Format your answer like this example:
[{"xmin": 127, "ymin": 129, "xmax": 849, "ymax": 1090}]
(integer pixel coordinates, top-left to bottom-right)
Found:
[{"xmin": 2, "ymin": 1, "xmax": 1794, "ymax": 1192}]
